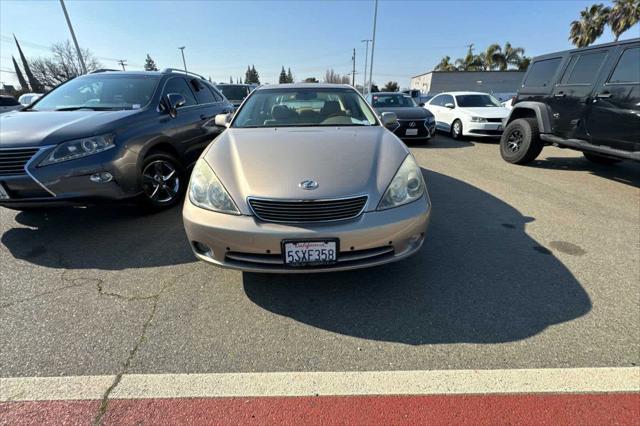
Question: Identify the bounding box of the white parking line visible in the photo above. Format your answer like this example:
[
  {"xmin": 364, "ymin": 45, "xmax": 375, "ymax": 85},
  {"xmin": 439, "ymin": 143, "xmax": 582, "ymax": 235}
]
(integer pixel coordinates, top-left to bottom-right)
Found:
[{"xmin": 1, "ymin": 367, "xmax": 638, "ymax": 402}]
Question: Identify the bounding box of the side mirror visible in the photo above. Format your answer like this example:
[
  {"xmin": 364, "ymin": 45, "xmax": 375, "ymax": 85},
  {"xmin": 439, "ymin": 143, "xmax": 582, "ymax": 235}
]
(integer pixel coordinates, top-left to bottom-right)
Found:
[
  {"xmin": 165, "ymin": 93, "xmax": 186, "ymax": 118},
  {"xmin": 214, "ymin": 113, "xmax": 231, "ymax": 128},
  {"xmin": 380, "ymin": 112, "xmax": 398, "ymax": 127},
  {"xmin": 419, "ymin": 102, "xmax": 425, "ymax": 107},
  {"xmin": 444, "ymin": 102, "xmax": 455, "ymax": 109}
]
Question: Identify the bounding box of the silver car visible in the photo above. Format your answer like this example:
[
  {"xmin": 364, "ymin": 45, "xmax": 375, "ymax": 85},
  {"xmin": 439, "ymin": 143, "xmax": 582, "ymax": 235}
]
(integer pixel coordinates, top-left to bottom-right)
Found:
[{"xmin": 182, "ymin": 84, "xmax": 431, "ymax": 273}]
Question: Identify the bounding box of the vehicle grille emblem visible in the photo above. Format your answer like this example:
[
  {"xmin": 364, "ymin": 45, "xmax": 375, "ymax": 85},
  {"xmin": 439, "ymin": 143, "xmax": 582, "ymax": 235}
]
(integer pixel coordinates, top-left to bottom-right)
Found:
[
  {"xmin": 409, "ymin": 121, "xmax": 416, "ymax": 127},
  {"xmin": 299, "ymin": 179, "xmax": 319, "ymax": 190}
]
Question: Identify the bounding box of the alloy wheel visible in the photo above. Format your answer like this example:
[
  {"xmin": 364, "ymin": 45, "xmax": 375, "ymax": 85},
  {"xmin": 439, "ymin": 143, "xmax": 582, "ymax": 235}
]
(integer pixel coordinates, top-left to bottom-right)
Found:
[
  {"xmin": 453, "ymin": 122, "xmax": 461, "ymax": 137},
  {"xmin": 142, "ymin": 160, "xmax": 180, "ymax": 204},
  {"xmin": 506, "ymin": 129, "xmax": 524, "ymax": 152}
]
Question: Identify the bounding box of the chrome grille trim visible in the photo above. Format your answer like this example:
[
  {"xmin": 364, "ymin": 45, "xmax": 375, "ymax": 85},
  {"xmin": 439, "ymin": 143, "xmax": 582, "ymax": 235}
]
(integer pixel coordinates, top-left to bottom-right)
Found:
[
  {"xmin": 248, "ymin": 195, "xmax": 368, "ymax": 223},
  {"xmin": 0, "ymin": 146, "xmax": 56, "ymax": 196},
  {"xmin": 225, "ymin": 246, "xmax": 394, "ymax": 267}
]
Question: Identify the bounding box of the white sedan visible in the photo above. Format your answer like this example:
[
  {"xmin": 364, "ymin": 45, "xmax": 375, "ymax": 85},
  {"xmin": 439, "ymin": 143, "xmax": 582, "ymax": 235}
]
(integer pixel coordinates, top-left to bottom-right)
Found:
[{"xmin": 425, "ymin": 91, "xmax": 511, "ymax": 140}]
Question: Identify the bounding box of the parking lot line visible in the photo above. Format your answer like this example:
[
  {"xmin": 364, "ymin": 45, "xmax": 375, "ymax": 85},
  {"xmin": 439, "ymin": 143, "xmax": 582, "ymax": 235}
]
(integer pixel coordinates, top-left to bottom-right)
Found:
[{"xmin": 2, "ymin": 367, "xmax": 638, "ymax": 402}]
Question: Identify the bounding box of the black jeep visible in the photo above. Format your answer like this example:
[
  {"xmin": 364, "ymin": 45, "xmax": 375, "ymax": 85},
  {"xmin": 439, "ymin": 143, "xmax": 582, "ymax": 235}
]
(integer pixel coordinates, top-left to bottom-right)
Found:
[{"xmin": 500, "ymin": 38, "xmax": 639, "ymax": 165}]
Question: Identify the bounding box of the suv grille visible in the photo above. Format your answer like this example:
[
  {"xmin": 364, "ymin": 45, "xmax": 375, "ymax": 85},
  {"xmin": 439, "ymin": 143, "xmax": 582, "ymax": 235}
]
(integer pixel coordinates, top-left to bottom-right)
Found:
[
  {"xmin": 249, "ymin": 196, "xmax": 368, "ymax": 223},
  {"xmin": 0, "ymin": 148, "xmax": 40, "ymax": 177}
]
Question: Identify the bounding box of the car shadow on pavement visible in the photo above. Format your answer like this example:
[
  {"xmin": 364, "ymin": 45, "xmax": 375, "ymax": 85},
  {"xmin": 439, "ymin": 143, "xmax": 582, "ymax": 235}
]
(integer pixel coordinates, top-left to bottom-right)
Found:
[
  {"xmin": 1, "ymin": 204, "xmax": 196, "ymax": 270},
  {"xmin": 243, "ymin": 169, "xmax": 592, "ymax": 345},
  {"xmin": 530, "ymin": 156, "xmax": 640, "ymax": 188},
  {"xmin": 407, "ymin": 134, "xmax": 474, "ymax": 149}
]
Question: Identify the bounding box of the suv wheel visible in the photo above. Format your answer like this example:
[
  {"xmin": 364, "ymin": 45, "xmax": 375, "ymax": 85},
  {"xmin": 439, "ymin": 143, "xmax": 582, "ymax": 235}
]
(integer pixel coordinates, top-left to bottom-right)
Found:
[
  {"xmin": 451, "ymin": 119, "xmax": 463, "ymax": 140},
  {"xmin": 583, "ymin": 152, "xmax": 621, "ymax": 165},
  {"xmin": 139, "ymin": 153, "xmax": 185, "ymax": 211},
  {"xmin": 500, "ymin": 118, "xmax": 543, "ymax": 164}
]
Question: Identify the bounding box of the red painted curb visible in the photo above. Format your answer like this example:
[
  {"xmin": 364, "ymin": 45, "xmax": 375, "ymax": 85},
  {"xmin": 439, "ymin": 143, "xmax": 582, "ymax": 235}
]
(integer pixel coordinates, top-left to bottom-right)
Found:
[{"xmin": 1, "ymin": 393, "xmax": 638, "ymax": 425}]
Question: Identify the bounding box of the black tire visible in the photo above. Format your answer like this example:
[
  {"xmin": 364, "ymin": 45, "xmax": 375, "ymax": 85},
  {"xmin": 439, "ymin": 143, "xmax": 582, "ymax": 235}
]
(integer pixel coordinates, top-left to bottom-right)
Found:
[
  {"xmin": 451, "ymin": 119, "xmax": 464, "ymax": 140},
  {"xmin": 138, "ymin": 152, "xmax": 185, "ymax": 211},
  {"xmin": 500, "ymin": 118, "xmax": 543, "ymax": 164},
  {"xmin": 583, "ymin": 152, "xmax": 621, "ymax": 165}
]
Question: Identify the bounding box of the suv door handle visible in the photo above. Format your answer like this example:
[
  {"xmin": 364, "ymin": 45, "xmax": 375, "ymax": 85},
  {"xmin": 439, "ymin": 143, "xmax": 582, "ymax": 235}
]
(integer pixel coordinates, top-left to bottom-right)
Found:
[
  {"xmin": 554, "ymin": 92, "xmax": 566, "ymax": 98},
  {"xmin": 596, "ymin": 92, "xmax": 612, "ymax": 99}
]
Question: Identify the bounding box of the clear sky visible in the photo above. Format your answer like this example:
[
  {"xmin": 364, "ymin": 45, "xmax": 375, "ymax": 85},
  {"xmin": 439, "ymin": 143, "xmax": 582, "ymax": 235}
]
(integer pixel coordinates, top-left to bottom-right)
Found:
[{"xmin": 1, "ymin": 0, "xmax": 638, "ymax": 89}]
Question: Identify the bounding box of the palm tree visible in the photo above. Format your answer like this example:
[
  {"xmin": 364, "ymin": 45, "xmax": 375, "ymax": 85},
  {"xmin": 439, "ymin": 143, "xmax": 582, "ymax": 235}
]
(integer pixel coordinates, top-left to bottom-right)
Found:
[
  {"xmin": 608, "ymin": 0, "xmax": 640, "ymax": 41},
  {"xmin": 455, "ymin": 45, "xmax": 483, "ymax": 71},
  {"xmin": 498, "ymin": 42, "xmax": 526, "ymax": 71},
  {"xmin": 569, "ymin": 4, "xmax": 610, "ymax": 48},
  {"xmin": 518, "ymin": 57, "xmax": 531, "ymax": 71},
  {"xmin": 434, "ymin": 56, "xmax": 457, "ymax": 71},
  {"xmin": 478, "ymin": 44, "xmax": 503, "ymax": 71}
]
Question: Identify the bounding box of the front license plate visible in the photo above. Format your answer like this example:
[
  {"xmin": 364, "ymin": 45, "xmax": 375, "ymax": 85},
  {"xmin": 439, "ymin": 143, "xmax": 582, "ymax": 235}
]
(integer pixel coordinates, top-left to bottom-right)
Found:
[
  {"xmin": 283, "ymin": 240, "xmax": 338, "ymax": 266},
  {"xmin": 405, "ymin": 128, "xmax": 418, "ymax": 136},
  {"xmin": 0, "ymin": 183, "xmax": 9, "ymax": 200}
]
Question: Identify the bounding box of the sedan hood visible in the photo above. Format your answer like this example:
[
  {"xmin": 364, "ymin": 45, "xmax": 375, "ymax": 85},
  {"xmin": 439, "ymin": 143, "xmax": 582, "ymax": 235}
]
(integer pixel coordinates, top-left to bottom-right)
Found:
[
  {"xmin": 374, "ymin": 107, "xmax": 432, "ymax": 120},
  {"xmin": 0, "ymin": 110, "xmax": 139, "ymax": 148},
  {"xmin": 458, "ymin": 107, "xmax": 511, "ymax": 118},
  {"xmin": 204, "ymin": 126, "xmax": 409, "ymax": 214}
]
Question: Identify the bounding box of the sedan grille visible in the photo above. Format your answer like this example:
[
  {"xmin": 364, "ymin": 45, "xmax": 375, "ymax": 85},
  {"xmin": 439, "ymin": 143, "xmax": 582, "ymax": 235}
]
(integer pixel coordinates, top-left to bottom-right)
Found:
[
  {"xmin": 0, "ymin": 148, "xmax": 40, "ymax": 177},
  {"xmin": 248, "ymin": 196, "xmax": 368, "ymax": 223}
]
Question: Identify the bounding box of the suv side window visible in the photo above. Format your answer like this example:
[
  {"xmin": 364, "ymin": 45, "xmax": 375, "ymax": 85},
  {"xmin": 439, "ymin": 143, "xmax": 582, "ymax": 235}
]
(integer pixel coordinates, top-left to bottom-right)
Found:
[
  {"xmin": 163, "ymin": 77, "xmax": 197, "ymax": 106},
  {"xmin": 523, "ymin": 57, "xmax": 562, "ymax": 87},
  {"xmin": 190, "ymin": 79, "xmax": 216, "ymax": 104},
  {"xmin": 207, "ymin": 84, "xmax": 225, "ymax": 102},
  {"xmin": 608, "ymin": 47, "xmax": 640, "ymax": 84},
  {"xmin": 561, "ymin": 51, "xmax": 607, "ymax": 85}
]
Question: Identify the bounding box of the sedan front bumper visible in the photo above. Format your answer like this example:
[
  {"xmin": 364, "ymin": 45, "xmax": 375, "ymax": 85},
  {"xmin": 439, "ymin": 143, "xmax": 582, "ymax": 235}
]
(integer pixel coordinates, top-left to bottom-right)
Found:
[
  {"xmin": 183, "ymin": 195, "xmax": 431, "ymax": 273},
  {"xmin": 463, "ymin": 121, "xmax": 505, "ymax": 137}
]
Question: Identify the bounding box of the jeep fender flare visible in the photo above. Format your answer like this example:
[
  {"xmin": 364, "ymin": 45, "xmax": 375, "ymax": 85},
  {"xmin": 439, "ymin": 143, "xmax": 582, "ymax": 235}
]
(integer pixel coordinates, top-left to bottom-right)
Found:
[{"xmin": 505, "ymin": 102, "xmax": 553, "ymax": 134}]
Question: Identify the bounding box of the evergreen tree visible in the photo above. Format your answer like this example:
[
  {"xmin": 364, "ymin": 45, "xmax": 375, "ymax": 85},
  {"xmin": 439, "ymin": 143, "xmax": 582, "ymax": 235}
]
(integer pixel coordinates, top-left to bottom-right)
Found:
[
  {"xmin": 251, "ymin": 65, "xmax": 260, "ymax": 84},
  {"xmin": 11, "ymin": 56, "xmax": 29, "ymax": 91},
  {"xmin": 14, "ymin": 34, "xmax": 43, "ymax": 92},
  {"xmin": 245, "ymin": 66, "xmax": 252, "ymax": 84},
  {"xmin": 144, "ymin": 54, "xmax": 159, "ymax": 71},
  {"xmin": 279, "ymin": 66, "xmax": 287, "ymax": 83},
  {"xmin": 287, "ymin": 67, "xmax": 294, "ymax": 83}
]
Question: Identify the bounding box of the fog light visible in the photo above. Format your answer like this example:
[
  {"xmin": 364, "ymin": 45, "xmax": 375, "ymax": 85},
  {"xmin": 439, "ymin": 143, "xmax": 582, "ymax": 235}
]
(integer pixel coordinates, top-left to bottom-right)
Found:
[
  {"xmin": 90, "ymin": 172, "xmax": 113, "ymax": 183},
  {"xmin": 193, "ymin": 241, "xmax": 213, "ymax": 256},
  {"xmin": 409, "ymin": 234, "xmax": 422, "ymax": 244}
]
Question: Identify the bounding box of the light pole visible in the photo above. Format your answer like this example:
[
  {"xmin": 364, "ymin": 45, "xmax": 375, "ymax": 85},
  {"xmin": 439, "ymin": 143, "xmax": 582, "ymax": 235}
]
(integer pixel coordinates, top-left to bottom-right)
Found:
[
  {"xmin": 361, "ymin": 39, "xmax": 371, "ymax": 95},
  {"xmin": 368, "ymin": 0, "xmax": 378, "ymax": 95},
  {"xmin": 59, "ymin": 0, "xmax": 87, "ymax": 74},
  {"xmin": 178, "ymin": 46, "xmax": 188, "ymax": 74}
]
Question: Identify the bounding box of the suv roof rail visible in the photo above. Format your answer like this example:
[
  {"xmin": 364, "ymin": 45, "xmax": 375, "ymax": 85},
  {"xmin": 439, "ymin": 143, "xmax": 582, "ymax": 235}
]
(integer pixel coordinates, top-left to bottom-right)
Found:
[
  {"xmin": 161, "ymin": 68, "xmax": 206, "ymax": 80},
  {"xmin": 90, "ymin": 68, "xmax": 120, "ymax": 74}
]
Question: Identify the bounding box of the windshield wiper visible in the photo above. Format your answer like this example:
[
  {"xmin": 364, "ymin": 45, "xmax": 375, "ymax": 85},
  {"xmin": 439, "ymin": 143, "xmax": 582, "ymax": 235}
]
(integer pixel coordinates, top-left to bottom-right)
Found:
[{"xmin": 54, "ymin": 106, "xmax": 117, "ymax": 111}]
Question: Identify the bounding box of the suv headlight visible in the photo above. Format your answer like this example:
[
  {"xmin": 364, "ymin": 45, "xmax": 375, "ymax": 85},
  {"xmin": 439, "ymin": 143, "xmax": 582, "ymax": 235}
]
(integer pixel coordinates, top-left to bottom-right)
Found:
[
  {"xmin": 188, "ymin": 159, "xmax": 240, "ymax": 215},
  {"xmin": 470, "ymin": 116, "xmax": 487, "ymax": 123},
  {"xmin": 378, "ymin": 155, "xmax": 425, "ymax": 210},
  {"xmin": 39, "ymin": 134, "xmax": 115, "ymax": 166}
]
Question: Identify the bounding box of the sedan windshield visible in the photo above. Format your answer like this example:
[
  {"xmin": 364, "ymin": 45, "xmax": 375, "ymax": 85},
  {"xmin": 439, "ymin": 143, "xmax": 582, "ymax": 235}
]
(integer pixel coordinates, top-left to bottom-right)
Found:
[
  {"xmin": 31, "ymin": 75, "xmax": 161, "ymax": 111},
  {"xmin": 217, "ymin": 85, "xmax": 250, "ymax": 101},
  {"xmin": 232, "ymin": 88, "xmax": 378, "ymax": 128},
  {"xmin": 371, "ymin": 94, "xmax": 416, "ymax": 108},
  {"xmin": 455, "ymin": 94, "xmax": 502, "ymax": 107}
]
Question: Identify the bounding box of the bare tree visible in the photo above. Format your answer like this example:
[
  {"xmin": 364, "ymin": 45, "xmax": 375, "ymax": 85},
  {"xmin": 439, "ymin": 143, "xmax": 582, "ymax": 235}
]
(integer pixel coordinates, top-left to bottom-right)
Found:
[
  {"xmin": 324, "ymin": 68, "xmax": 350, "ymax": 84},
  {"xmin": 29, "ymin": 41, "xmax": 101, "ymax": 89}
]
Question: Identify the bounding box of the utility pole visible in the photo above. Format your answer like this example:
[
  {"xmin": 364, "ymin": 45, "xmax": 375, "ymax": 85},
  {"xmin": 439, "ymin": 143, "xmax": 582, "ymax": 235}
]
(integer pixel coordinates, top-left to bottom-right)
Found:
[
  {"xmin": 361, "ymin": 39, "xmax": 371, "ymax": 95},
  {"xmin": 368, "ymin": 0, "xmax": 378, "ymax": 95},
  {"xmin": 178, "ymin": 46, "xmax": 188, "ymax": 74},
  {"xmin": 117, "ymin": 59, "xmax": 127, "ymax": 71},
  {"xmin": 59, "ymin": 0, "xmax": 87, "ymax": 74},
  {"xmin": 351, "ymin": 48, "xmax": 356, "ymax": 86}
]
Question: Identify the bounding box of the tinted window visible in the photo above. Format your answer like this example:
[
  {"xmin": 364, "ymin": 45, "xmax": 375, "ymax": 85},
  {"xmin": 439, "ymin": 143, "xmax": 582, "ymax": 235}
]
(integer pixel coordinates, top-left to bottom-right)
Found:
[
  {"xmin": 608, "ymin": 47, "xmax": 640, "ymax": 84},
  {"xmin": 208, "ymin": 85, "xmax": 224, "ymax": 102},
  {"xmin": 163, "ymin": 77, "xmax": 196, "ymax": 106},
  {"xmin": 430, "ymin": 95, "xmax": 443, "ymax": 106},
  {"xmin": 0, "ymin": 97, "xmax": 20, "ymax": 106},
  {"xmin": 564, "ymin": 51, "xmax": 607, "ymax": 85},
  {"xmin": 455, "ymin": 94, "xmax": 502, "ymax": 107},
  {"xmin": 523, "ymin": 57, "xmax": 562, "ymax": 87},
  {"xmin": 190, "ymin": 79, "xmax": 216, "ymax": 104},
  {"xmin": 217, "ymin": 85, "xmax": 250, "ymax": 101},
  {"xmin": 371, "ymin": 94, "xmax": 416, "ymax": 107}
]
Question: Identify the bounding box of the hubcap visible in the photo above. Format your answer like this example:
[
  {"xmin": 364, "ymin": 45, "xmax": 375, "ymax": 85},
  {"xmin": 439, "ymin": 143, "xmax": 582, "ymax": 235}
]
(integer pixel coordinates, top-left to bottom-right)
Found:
[
  {"xmin": 506, "ymin": 129, "xmax": 524, "ymax": 153},
  {"xmin": 142, "ymin": 160, "xmax": 180, "ymax": 203},
  {"xmin": 453, "ymin": 122, "xmax": 460, "ymax": 136}
]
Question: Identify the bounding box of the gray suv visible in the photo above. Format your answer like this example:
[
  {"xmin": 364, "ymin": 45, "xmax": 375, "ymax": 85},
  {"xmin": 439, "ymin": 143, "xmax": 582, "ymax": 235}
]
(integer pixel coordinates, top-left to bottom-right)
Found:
[{"xmin": 0, "ymin": 69, "xmax": 234, "ymax": 211}]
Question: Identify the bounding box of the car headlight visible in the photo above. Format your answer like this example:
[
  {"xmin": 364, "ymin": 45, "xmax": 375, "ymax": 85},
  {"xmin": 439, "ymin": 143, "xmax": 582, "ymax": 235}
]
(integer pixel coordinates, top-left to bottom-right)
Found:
[
  {"xmin": 378, "ymin": 155, "xmax": 425, "ymax": 210},
  {"xmin": 470, "ymin": 116, "xmax": 488, "ymax": 123},
  {"xmin": 188, "ymin": 159, "xmax": 240, "ymax": 215},
  {"xmin": 39, "ymin": 134, "xmax": 115, "ymax": 166}
]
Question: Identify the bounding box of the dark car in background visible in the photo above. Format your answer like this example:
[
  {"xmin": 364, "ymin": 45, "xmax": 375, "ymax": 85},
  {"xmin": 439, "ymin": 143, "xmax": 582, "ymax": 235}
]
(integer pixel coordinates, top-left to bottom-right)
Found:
[
  {"xmin": 0, "ymin": 69, "xmax": 234, "ymax": 211},
  {"xmin": 0, "ymin": 95, "xmax": 22, "ymax": 114},
  {"xmin": 366, "ymin": 92, "xmax": 435, "ymax": 142},
  {"xmin": 501, "ymin": 38, "xmax": 639, "ymax": 165},
  {"xmin": 215, "ymin": 83, "xmax": 253, "ymax": 109}
]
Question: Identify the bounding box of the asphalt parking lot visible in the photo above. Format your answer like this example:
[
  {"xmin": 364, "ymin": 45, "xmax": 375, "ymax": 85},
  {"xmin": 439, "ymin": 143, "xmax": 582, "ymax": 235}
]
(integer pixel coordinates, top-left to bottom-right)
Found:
[{"xmin": 1, "ymin": 134, "xmax": 639, "ymax": 380}]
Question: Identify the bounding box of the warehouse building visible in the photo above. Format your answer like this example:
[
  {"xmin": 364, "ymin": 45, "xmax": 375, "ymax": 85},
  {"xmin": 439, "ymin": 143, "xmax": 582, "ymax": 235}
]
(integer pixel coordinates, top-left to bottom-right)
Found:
[{"xmin": 409, "ymin": 71, "xmax": 526, "ymax": 101}]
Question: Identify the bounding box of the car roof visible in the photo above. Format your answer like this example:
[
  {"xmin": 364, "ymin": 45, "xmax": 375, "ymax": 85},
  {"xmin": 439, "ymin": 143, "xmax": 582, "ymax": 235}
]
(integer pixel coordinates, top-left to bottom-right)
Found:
[
  {"xmin": 532, "ymin": 37, "xmax": 639, "ymax": 61},
  {"xmin": 256, "ymin": 83, "xmax": 354, "ymax": 91},
  {"xmin": 434, "ymin": 91, "xmax": 492, "ymax": 96},
  {"xmin": 371, "ymin": 92, "xmax": 409, "ymax": 96}
]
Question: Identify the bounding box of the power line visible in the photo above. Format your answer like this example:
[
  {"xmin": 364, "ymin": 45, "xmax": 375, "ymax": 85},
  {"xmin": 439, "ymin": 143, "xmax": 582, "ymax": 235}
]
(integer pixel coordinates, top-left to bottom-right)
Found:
[{"xmin": 117, "ymin": 59, "xmax": 127, "ymax": 71}]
